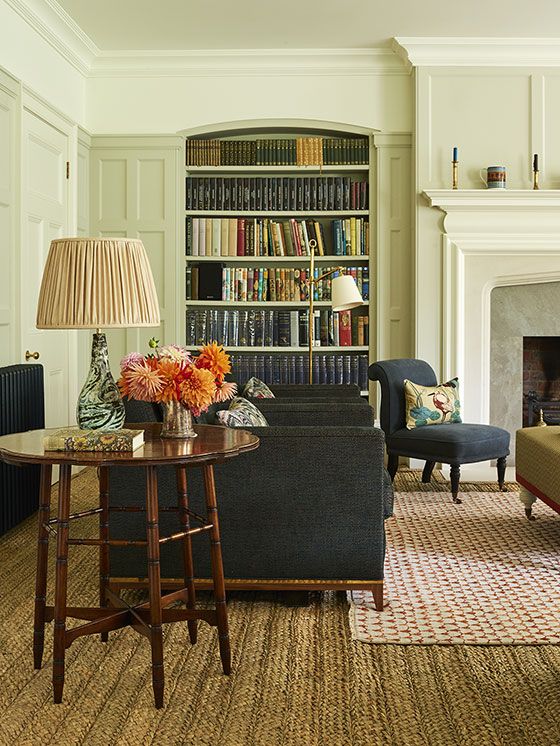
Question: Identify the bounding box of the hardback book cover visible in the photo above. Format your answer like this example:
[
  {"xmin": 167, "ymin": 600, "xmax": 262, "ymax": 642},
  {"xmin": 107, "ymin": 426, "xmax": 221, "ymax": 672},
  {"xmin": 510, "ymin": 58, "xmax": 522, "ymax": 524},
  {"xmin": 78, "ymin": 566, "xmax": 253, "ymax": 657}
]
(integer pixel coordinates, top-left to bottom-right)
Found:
[{"xmin": 44, "ymin": 428, "xmax": 144, "ymax": 452}]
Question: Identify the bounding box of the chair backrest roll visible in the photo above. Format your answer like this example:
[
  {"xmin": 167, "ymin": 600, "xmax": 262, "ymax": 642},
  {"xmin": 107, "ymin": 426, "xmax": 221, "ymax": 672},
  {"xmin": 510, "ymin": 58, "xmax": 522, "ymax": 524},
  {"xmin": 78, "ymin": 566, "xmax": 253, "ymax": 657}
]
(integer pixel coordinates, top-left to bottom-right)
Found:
[{"xmin": 369, "ymin": 359, "xmax": 437, "ymax": 436}]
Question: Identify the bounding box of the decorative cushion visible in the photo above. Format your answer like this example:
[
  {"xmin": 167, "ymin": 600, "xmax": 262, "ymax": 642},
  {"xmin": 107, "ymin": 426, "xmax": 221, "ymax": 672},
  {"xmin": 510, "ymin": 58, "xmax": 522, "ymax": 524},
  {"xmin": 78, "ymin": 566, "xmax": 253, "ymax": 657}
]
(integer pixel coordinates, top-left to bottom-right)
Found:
[
  {"xmin": 216, "ymin": 397, "xmax": 269, "ymax": 428},
  {"xmin": 404, "ymin": 378, "xmax": 462, "ymax": 429},
  {"xmin": 242, "ymin": 377, "xmax": 275, "ymax": 399}
]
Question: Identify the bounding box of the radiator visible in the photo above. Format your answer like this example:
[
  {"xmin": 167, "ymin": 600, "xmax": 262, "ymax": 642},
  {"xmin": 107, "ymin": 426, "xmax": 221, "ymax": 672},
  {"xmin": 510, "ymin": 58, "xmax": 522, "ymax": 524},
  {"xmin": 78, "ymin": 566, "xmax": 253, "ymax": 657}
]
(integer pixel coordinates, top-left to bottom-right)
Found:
[{"xmin": 0, "ymin": 364, "xmax": 45, "ymax": 536}]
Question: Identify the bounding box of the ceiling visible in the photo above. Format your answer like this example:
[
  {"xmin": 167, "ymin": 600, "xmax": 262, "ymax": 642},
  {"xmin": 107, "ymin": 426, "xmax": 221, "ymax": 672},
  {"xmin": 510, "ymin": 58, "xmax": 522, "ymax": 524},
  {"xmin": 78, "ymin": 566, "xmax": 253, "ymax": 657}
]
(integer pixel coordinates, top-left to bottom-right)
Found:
[{"xmin": 55, "ymin": 0, "xmax": 560, "ymax": 51}]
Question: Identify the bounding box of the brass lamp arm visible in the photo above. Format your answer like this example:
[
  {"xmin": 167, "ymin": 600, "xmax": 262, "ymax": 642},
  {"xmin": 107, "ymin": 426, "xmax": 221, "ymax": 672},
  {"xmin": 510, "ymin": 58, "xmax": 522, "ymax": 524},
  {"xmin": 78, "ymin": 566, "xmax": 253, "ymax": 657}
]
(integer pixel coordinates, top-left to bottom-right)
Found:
[{"xmin": 311, "ymin": 266, "xmax": 344, "ymax": 284}]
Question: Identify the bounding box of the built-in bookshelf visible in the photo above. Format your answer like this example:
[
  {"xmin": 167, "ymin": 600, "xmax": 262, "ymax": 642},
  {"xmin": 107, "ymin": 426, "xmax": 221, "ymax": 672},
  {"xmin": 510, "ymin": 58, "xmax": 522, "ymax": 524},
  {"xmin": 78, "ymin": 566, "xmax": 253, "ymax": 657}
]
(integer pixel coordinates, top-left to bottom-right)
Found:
[{"xmin": 184, "ymin": 128, "xmax": 373, "ymax": 392}]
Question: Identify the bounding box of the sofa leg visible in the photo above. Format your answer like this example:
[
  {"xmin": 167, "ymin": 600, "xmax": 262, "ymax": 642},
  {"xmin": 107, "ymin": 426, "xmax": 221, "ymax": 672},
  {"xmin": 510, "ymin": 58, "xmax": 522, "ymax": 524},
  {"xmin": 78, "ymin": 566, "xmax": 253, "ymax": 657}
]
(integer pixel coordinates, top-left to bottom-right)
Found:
[
  {"xmin": 422, "ymin": 460, "xmax": 436, "ymax": 483},
  {"xmin": 387, "ymin": 454, "xmax": 398, "ymax": 481},
  {"xmin": 450, "ymin": 464, "xmax": 462, "ymax": 504},
  {"xmin": 497, "ymin": 456, "xmax": 507, "ymax": 491},
  {"xmin": 372, "ymin": 582, "xmax": 384, "ymax": 612}
]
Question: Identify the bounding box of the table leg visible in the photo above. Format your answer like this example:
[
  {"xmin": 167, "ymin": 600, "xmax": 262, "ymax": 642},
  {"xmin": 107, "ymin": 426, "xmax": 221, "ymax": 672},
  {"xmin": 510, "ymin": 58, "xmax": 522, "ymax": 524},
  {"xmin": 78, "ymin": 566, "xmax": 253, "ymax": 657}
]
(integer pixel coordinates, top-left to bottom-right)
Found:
[
  {"xmin": 33, "ymin": 464, "xmax": 52, "ymax": 670},
  {"xmin": 146, "ymin": 465, "xmax": 164, "ymax": 709},
  {"xmin": 99, "ymin": 466, "xmax": 109, "ymax": 642},
  {"xmin": 176, "ymin": 465, "xmax": 197, "ymax": 645},
  {"xmin": 202, "ymin": 464, "xmax": 231, "ymax": 675},
  {"xmin": 53, "ymin": 464, "xmax": 72, "ymax": 704}
]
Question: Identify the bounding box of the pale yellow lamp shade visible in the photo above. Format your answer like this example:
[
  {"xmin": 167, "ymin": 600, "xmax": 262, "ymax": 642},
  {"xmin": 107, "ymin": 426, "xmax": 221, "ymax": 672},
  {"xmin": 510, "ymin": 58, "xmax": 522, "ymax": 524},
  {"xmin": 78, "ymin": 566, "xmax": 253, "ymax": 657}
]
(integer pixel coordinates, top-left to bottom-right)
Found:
[
  {"xmin": 331, "ymin": 273, "xmax": 363, "ymax": 312},
  {"xmin": 36, "ymin": 237, "xmax": 160, "ymax": 329}
]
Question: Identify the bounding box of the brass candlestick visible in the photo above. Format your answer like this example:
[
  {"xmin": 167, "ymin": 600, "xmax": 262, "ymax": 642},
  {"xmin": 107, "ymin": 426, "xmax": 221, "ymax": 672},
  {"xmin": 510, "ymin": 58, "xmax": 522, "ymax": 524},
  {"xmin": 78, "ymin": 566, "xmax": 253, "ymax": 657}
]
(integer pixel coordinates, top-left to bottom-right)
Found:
[
  {"xmin": 452, "ymin": 161, "xmax": 458, "ymax": 190},
  {"xmin": 533, "ymin": 154, "xmax": 539, "ymax": 190}
]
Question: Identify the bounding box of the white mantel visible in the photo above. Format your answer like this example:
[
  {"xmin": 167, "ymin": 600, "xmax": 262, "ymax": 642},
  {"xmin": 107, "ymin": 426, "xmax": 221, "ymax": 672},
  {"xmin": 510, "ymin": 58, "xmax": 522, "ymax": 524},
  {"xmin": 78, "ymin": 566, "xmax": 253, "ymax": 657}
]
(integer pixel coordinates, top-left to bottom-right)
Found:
[{"xmin": 422, "ymin": 189, "xmax": 560, "ymax": 430}]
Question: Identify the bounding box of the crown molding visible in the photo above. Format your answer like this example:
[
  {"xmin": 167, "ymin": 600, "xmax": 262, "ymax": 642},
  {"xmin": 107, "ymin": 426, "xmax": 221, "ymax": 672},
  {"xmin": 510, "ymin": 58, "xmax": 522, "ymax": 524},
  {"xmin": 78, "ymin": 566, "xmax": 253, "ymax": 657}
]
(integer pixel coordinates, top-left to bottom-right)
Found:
[
  {"xmin": 394, "ymin": 37, "xmax": 560, "ymax": 68},
  {"xmin": 90, "ymin": 48, "xmax": 407, "ymax": 78},
  {"xmin": 6, "ymin": 1, "xmax": 408, "ymax": 78}
]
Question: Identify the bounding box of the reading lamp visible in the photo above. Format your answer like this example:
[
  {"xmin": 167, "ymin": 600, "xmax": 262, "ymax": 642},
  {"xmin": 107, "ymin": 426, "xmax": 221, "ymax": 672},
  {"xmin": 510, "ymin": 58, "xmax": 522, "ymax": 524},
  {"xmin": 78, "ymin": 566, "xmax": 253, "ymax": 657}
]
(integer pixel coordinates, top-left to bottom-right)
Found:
[
  {"xmin": 36, "ymin": 238, "xmax": 160, "ymax": 431},
  {"xmin": 307, "ymin": 238, "xmax": 363, "ymax": 384}
]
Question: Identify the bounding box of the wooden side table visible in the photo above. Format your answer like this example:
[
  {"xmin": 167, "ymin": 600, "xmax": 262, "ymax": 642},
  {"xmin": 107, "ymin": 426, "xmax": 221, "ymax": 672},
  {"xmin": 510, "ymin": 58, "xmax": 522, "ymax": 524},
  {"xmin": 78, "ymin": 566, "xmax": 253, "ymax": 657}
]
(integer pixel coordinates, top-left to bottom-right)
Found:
[{"xmin": 0, "ymin": 423, "xmax": 259, "ymax": 708}]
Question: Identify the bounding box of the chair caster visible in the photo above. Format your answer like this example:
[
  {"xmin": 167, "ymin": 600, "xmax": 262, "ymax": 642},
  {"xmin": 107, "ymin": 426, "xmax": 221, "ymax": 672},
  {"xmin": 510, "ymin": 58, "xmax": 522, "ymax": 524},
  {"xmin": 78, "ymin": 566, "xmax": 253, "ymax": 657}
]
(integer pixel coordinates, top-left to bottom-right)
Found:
[
  {"xmin": 525, "ymin": 508, "xmax": 537, "ymax": 522},
  {"xmin": 452, "ymin": 495, "xmax": 462, "ymax": 505}
]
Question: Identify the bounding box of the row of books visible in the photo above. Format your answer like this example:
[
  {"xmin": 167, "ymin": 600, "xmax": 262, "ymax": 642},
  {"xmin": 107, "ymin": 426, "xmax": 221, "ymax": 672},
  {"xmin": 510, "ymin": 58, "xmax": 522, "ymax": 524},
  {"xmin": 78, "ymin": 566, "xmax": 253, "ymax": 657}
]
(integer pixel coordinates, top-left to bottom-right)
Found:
[
  {"xmin": 186, "ymin": 309, "xmax": 369, "ymax": 348},
  {"xmin": 186, "ymin": 217, "xmax": 369, "ymax": 257},
  {"xmin": 185, "ymin": 137, "xmax": 369, "ymax": 167},
  {"xmin": 186, "ymin": 265, "xmax": 369, "ymax": 302},
  {"xmin": 230, "ymin": 353, "xmax": 370, "ymax": 389},
  {"xmin": 185, "ymin": 176, "xmax": 368, "ymax": 212}
]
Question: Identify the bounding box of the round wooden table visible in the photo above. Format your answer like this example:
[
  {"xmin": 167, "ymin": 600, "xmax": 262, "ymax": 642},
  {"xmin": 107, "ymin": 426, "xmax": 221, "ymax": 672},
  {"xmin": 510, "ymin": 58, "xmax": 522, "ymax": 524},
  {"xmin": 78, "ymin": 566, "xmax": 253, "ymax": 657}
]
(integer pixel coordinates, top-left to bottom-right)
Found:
[{"xmin": 0, "ymin": 423, "xmax": 259, "ymax": 708}]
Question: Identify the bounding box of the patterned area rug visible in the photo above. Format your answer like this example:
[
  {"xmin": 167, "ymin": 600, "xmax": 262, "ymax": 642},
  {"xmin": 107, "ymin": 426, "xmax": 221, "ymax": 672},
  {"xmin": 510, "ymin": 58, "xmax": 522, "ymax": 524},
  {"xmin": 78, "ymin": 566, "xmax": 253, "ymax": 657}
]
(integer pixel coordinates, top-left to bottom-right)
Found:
[{"xmin": 350, "ymin": 472, "xmax": 560, "ymax": 645}]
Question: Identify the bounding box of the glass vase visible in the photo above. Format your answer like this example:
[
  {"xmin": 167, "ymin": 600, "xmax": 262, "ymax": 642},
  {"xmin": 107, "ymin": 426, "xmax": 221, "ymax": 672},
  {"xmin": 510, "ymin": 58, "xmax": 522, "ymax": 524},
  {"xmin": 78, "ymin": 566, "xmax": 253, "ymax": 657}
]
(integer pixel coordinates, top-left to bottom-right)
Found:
[{"xmin": 160, "ymin": 400, "xmax": 197, "ymax": 439}]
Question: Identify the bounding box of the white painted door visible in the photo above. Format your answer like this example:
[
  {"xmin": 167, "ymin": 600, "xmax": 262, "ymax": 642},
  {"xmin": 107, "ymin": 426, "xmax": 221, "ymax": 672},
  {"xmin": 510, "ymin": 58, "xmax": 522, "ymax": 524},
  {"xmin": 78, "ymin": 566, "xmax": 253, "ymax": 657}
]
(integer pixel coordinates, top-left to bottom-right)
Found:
[{"xmin": 21, "ymin": 109, "xmax": 71, "ymax": 428}]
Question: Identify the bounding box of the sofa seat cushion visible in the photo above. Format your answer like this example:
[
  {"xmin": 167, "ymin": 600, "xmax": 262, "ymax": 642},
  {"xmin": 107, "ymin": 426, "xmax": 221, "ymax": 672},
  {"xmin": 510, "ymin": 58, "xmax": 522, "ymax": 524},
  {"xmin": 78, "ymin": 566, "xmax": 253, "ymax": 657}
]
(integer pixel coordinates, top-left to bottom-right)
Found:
[{"xmin": 388, "ymin": 423, "xmax": 510, "ymax": 464}]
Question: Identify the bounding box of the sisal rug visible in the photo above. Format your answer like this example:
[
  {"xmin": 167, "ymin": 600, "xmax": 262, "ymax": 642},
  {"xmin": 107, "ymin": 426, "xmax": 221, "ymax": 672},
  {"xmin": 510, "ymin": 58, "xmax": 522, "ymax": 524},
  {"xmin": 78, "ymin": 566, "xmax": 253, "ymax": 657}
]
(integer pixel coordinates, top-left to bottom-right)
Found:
[
  {"xmin": 1, "ymin": 469, "xmax": 560, "ymax": 746},
  {"xmin": 349, "ymin": 471, "xmax": 560, "ymax": 645}
]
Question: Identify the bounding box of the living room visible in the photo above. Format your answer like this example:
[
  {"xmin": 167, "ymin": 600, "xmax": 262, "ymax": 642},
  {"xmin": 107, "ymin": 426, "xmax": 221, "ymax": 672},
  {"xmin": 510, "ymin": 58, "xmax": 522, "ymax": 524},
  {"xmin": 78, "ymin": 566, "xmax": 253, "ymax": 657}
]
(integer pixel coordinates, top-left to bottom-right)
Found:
[{"xmin": 0, "ymin": 1, "xmax": 559, "ymax": 744}]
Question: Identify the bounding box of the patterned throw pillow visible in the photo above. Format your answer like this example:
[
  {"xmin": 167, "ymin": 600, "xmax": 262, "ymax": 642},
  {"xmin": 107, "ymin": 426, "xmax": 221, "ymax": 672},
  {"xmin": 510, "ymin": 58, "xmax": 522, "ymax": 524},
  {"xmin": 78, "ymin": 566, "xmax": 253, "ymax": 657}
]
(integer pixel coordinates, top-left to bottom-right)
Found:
[
  {"xmin": 242, "ymin": 377, "xmax": 275, "ymax": 399},
  {"xmin": 404, "ymin": 378, "xmax": 462, "ymax": 429},
  {"xmin": 216, "ymin": 397, "xmax": 269, "ymax": 428}
]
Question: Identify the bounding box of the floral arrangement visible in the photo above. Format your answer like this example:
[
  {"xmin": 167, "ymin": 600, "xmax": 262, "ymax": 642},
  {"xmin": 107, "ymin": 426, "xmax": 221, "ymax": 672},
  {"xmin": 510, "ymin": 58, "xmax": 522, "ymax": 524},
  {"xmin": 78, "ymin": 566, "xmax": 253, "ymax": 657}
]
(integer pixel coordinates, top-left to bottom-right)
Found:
[{"xmin": 118, "ymin": 339, "xmax": 237, "ymax": 416}]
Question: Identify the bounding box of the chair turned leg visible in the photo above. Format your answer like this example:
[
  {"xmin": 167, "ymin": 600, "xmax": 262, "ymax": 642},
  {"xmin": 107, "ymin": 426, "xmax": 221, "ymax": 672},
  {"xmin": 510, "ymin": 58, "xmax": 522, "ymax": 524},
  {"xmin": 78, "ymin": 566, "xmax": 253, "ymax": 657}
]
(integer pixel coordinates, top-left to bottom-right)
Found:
[
  {"xmin": 497, "ymin": 456, "xmax": 507, "ymax": 492},
  {"xmin": 422, "ymin": 460, "xmax": 436, "ymax": 484},
  {"xmin": 387, "ymin": 453, "xmax": 399, "ymax": 481},
  {"xmin": 450, "ymin": 464, "xmax": 462, "ymax": 504}
]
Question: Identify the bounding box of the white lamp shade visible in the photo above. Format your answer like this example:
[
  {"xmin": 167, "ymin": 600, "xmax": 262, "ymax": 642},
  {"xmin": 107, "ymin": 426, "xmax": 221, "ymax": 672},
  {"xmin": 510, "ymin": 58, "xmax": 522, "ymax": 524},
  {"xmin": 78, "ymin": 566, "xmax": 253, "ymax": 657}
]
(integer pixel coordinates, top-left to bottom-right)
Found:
[
  {"xmin": 331, "ymin": 273, "xmax": 363, "ymax": 311},
  {"xmin": 36, "ymin": 237, "xmax": 160, "ymax": 329}
]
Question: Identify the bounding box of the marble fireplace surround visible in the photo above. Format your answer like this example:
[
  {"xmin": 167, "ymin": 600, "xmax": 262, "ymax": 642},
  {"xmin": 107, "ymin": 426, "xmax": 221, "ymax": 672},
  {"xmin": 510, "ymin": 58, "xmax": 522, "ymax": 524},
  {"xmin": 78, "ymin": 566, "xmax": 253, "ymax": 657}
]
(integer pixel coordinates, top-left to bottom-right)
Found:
[{"xmin": 423, "ymin": 191, "xmax": 560, "ymax": 458}]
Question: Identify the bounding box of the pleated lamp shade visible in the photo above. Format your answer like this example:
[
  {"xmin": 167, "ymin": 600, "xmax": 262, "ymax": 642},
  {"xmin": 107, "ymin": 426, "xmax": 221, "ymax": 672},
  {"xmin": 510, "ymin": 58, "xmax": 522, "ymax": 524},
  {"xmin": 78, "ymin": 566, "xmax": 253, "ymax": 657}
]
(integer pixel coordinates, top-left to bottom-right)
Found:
[
  {"xmin": 331, "ymin": 273, "xmax": 363, "ymax": 312},
  {"xmin": 36, "ymin": 238, "xmax": 160, "ymax": 329}
]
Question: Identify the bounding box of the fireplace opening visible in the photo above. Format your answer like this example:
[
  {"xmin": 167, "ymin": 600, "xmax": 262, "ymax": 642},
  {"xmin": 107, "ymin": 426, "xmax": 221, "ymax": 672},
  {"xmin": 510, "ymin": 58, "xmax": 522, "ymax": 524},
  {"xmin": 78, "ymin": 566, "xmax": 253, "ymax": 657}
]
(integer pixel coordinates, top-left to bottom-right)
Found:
[{"xmin": 523, "ymin": 336, "xmax": 560, "ymax": 426}]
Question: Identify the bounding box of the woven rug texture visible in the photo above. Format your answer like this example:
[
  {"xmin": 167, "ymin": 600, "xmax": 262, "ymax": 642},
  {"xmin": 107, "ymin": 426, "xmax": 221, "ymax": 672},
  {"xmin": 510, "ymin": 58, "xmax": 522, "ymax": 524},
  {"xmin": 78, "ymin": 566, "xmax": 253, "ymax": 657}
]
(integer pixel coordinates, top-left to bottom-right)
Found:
[
  {"xmin": 350, "ymin": 471, "xmax": 560, "ymax": 645},
  {"xmin": 0, "ymin": 468, "xmax": 559, "ymax": 746}
]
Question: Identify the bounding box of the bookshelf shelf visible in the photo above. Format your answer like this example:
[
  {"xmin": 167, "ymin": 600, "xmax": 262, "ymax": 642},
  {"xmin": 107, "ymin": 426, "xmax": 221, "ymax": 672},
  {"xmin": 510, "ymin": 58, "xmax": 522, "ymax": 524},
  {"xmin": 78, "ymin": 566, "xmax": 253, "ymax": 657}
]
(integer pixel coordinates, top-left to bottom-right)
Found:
[
  {"xmin": 186, "ymin": 345, "xmax": 368, "ymax": 353},
  {"xmin": 186, "ymin": 165, "xmax": 369, "ymax": 174},
  {"xmin": 184, "ymin": 127, "xmax": 373, "ymax": 391},
  {"xmin": 185, "ymin": 300, "xmax": 370, "ymax": 307},
  {"xmin": 185, "ymin": 255, "xmax": 368, "ymax": 263},
  {"xmin": 185, "ymin": 210, "xmax": 369, "ymax": 218}
]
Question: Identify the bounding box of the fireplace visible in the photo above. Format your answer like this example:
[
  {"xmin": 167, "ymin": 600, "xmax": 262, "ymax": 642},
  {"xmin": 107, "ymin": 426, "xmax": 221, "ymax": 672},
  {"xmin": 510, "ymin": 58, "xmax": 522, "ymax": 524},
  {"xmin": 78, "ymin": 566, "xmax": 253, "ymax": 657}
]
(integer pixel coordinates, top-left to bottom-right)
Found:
[
  {"xmin": 422, "ymin": 189, "xmax": 560, "ymax": 467},
  {"xmin": 523, "ymin": 336, "xmax": 560, "ymax": 426}
]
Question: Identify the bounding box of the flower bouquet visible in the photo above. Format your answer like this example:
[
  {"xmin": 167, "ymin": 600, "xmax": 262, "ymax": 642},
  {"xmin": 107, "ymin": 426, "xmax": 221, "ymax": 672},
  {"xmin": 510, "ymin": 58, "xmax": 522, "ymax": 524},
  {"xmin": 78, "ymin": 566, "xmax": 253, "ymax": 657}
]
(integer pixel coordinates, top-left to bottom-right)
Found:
[{"xmin": 118, "ymin": 340, "xmax": 237, "ymax": 438}]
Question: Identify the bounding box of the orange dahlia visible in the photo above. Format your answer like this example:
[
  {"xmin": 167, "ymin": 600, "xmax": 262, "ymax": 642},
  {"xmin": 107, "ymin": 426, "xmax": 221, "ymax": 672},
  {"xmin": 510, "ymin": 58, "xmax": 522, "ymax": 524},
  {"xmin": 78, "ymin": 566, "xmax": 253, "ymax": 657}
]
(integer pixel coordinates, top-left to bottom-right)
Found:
[
  {"xmin": 196, "ymin": 342, "xmax": 231, "ymax": 381},
  {"xmin": 119, "ymin": 361, "xmax": 164, "ymax": 402},
  {"xmin": 156, "ymin": 358, "xmax": 182, "ymax": 403},
  {"xmin": 179, "ymin": 366, "xmax": 216, "ymax": 414}
]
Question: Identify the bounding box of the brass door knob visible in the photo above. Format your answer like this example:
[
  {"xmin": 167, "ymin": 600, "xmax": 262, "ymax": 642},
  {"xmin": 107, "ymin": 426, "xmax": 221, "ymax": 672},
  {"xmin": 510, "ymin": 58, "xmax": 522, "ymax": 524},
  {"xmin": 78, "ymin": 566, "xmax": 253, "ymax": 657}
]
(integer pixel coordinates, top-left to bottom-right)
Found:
[{"xmin": 25, "ymin": 350, "xmax": 40, "ymax": 361}]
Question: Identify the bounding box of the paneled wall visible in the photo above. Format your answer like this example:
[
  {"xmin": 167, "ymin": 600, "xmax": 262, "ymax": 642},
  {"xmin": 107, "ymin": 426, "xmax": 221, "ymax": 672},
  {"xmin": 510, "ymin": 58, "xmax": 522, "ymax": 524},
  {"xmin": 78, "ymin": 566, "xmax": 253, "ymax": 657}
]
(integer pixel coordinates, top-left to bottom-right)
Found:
[
  {"xmin": 414, "ymin": 66, "xmax": 560, "ymax": 374},
  {"xmin": 90, "ymin": 136, "xmax": 182, "ymax": 372},
  {"xmin": 0, "ymin": 69, "xmax": 18, "ymax": 367}
]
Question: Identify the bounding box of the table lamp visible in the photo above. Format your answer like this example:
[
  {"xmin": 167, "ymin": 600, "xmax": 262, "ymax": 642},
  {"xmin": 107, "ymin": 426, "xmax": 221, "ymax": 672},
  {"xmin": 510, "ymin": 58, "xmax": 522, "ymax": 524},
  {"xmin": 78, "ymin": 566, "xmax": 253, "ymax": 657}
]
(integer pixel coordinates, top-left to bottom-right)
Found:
[
  {"xmin": 36, "ymin": 238, "xmax": 160, "ymax": 431},
  {"xmin": 307, "ymin": 239, "xmax": 363, "ymax": 384}
]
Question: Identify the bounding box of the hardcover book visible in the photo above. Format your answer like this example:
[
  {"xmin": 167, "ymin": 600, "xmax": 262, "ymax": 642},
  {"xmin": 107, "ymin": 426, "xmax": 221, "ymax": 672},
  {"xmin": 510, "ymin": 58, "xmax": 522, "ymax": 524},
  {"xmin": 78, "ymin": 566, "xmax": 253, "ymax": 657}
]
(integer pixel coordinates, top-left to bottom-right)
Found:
[{"xmin": 44, "ymin": 428, "xmax": 144, "ymax": 453}]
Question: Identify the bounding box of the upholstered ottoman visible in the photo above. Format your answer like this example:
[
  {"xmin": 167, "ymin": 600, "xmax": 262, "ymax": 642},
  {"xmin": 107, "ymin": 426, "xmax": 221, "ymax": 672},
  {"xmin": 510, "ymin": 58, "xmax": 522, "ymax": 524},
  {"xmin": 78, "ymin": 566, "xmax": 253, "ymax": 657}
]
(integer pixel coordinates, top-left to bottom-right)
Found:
[{"xmin": 516, "ymin": 426, "xmax": 560, "ymax": 520}]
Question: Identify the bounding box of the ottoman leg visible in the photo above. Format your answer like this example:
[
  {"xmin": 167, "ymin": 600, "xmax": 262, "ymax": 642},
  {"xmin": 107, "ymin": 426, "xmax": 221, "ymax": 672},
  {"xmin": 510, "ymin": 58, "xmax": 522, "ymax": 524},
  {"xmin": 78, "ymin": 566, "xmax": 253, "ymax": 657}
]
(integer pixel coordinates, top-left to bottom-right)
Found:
[{"xmin": 519, "ymin": 486, "xmax": 537, "ymax": 522}]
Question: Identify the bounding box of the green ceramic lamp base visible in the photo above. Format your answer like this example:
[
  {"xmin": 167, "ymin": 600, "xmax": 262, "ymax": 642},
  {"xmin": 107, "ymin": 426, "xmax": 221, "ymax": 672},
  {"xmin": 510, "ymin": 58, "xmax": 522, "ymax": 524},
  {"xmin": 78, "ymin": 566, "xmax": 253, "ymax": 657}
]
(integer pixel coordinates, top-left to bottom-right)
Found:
[{"xmin": 77, "ymin": 332, "xmax": 125, "ymax": 431}]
